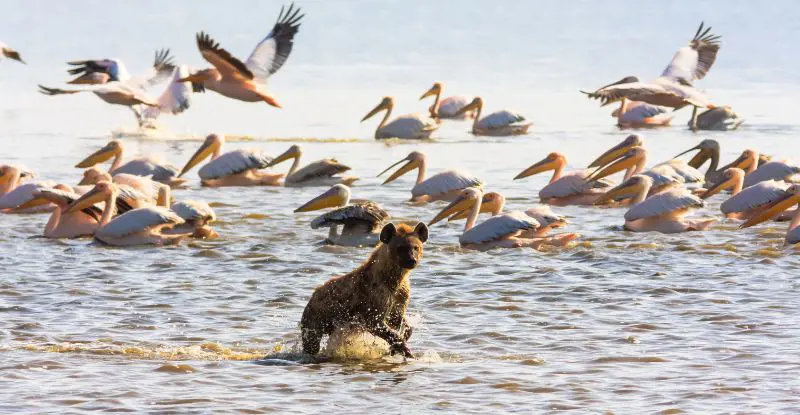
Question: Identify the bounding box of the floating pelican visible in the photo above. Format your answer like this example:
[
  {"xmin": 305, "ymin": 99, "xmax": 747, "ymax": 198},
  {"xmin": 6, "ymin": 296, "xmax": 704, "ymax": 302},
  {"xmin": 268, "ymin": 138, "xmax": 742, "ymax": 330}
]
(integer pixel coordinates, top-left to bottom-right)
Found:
[
  {"xmin": 0, "ymin": 42, "xmax": 24, "ymax": 64},
  {"xmin": 446, "ymin": 191, "xmax": 570, "ymax": 238},
  {"xmin": 76, "ymin": 140, "xmax": 185, "ymax": 187},
  {"xmin": 378, "ymin": 151, "xmax": 483, "ymax": 204},
  {"xmin": 674, "ymin": 141, "xmax": 758, "ymax": 187},
  {"xmin": 419, "ymin": 82, "xmax": 475, "ymax": 120},
  {"xmin": 741, "ymin": 185, "xmax": 800, "ymax": 245},
  {"xmin": 690, "ymin": 106, "xmax": 744, "ymax": 131},
  {"xmin": 79, "ymin": 166, "xmax": 163, "ymax": 201},
  {"xmin": 612, "ymin": 100, "xmax": 672, "ymax": 129},
  {"xmin": 267, "ymin": 144, "xmax": 357, "ymax": 187},
  {"xmin": 155, "ymin": 185, "xmax": 218, "ymax": 239},
  {"xmin": 66, "ymin": 181, "xmax": 189, "ymax": 246},
  {"xmin": 22, "ymin": 187, "xmax": 101, "ymax": 238},
  {"xmin": 361, "ymin": 96, "xmax": 438, "ymax": 139},
  {"xmin": 0, "ymin": 165, "xmax": 33, "ymax": 198},
  {"xmin": 0, "ymin": 181, "xmax": 59, "ymax": 213},
  {"xmin": 593, "ymin": 175, "xmax": 715, "ymax": 233},
  {"xmin": 454, "ymin": 97, "xmax": 531, "ymax": 136},
  {"xmin": 582, "ymin": 23, "xmax": 721, "ymax": 122},
  {"xmin": 179, "ymin": 133, "xmax": 281, "ymax": 187},
  {"xmin": 702, "ymin": 168, "xmax": 793, "ymax": 221},
  {"xmin": 429, "ymin": 188, "xmax": 576, "ymax": 251},
  {"xmin": 743, "ymin": 161, "xmax": 800, "ymax": 188},
  {"xmin": 514, "ymin": 152, "xmax": 613, "ymax": 205},
  {"xmin": 178, "ymin": 3, "xmax": 303, "ymax": 107},
  {"xmin": 294, "ymin": 184, "xmax": 390, "ymax": 246}
]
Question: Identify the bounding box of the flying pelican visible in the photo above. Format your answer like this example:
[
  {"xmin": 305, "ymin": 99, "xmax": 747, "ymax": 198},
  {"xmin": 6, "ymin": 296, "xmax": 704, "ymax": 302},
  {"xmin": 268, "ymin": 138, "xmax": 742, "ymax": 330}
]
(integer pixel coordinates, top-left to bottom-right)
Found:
[
  {"xmin": 743, "ymin": 161, "xmax": 800, "ymax": 188},
  {"xmin": 361, "ymin": 96, "xmax": 438, "ymax": 139},
  {"xmin": 429, "ymin": 188, "xmax": 576, "ymax": 251},
  {"xmin": 66, "ymin": 181, "xmax": 189, "ymax": 246},
  {"xmin": 0, "ymin": 42, "xmax": 24, "ymax": 64},
  {"xmin": 702, "ymin": 168, "xmax": 794, "ymax": 221},
  {"xmin": 453, "ymin": 97, "xmax": 531, "ymax": 136},
  {"xmin": 22, "ymin": 187, "xmax": 101, "ymax": 238},
  {"xmin": 611, "ymin": 100, "xmax": 673, "ymax": 129},
  {"xmin": 593, "ymin": 175, "xmax": 715, "ymax": 233},
  {"xmin": 445, "ymin": 191, "xmax": 570, "ymax": 238},
  {"xmin": 741, "ymin": 185, "xmax": 800, "ymax": 245},
  {"xmin": 690, "ymin": 106, "xmax": 744, "ymax": 131},
  {"xmin": 419, "ymin": 82, "xmax": 475, "ymax": 120},
  {"xmin": 294, "ymin": 184, "xmax": 390, "ymax": 246},
  {"xmin": 378, "ymin": 151, "xmax": 483, "ymax": 204},
  {"xmin": 133, "ymin": 65, "xmax": 198, "ymax": 128},
  {"xmin": 267, "ymin": 144, "xmax": 358, "ymax": 187},
  {"xmin": 582, "ymin": 22, "xmax": 721, "ymax": 123},
  {"xmin": 76, "ymin": 140, "xmax": 186, "ymax": 187},
  {"xmin": 178, "ymin": 133, "xmax": 282, "ymax": 187},
  {"xmin": 177, "ymin": 3, "xmax": 303, "ymax": 107},
  {"xmin": 514, "ymin": 152, "xmax": 613, "ymax": 205}
]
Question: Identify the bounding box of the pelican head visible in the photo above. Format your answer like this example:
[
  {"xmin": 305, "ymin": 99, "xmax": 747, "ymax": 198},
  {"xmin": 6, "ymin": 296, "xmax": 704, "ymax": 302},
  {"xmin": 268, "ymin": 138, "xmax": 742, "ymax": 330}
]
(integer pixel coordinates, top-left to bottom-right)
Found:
[
  {"xmin": 454, "ymin": 97, "xmax": 483, "ymax": 118},
  {"xmin": 178, "ymin": 68, "xmax": 221, "ymax": 84},
  {"xmin": 78, "ymin": 166, "xmax": 112, "ymax": 186},
  {"xmin": 295, "ymin": 184, "xmax": 351, "ymax": 213},
  {"xmin": 377, "ymin": 151, "xmax": 425, "ymax": 185},
  {"xmin": 76, "ymin": 140, "xmax": 122, "ymax": 168},
  {"xmin": 674, "ymin": 139, "xmax": 720, "ymax": 169},
  {"xmin": 448, "ymin": 191, "xmax": 505, "ymax": 221},
  {"xmin": 514, "ymin": 152, "xmax": 566, "ymax": 180},
  {"xmin": 361, "ymin": 97, "xmax": 395, "ymax": 122},
  {"xmin": 2, "ymin": 47, "xmax": 25, "ymax": 64},
  {"xmin": 741, "ymin": 184, "xmax": 800, "ymax": 229},
  {"xmin": 66, "ymin": 181, "xmax": 117, "ymax": 214},
  {"xmin": 588, "ymin": 134, "xmax": 643, "ymax": 168},
  {"xmin": 0, "ymin": 165, "xmax": 21, "ymax": 184},
  {"xmin": 267, "ymin": 144, "xmax": 302, "ymax": 168},
  {"xmin": 593, "ymin": 175, "xmax": 653, "ymax": 205},
  {"xmin": 702, "ymin": 168, "xmax": 744, "ymax": 200},
  {"xmin": 420, "ymin": 82, "xmax": 442, "ymax": 100},
  {"xmin": 429, "ymin": 187, "xmax": 482, "ymax": 226},
  {"xmin": 721, "ymin": 149, "xmax": 759, "ymax": 173},
  {"xmin": 586, "ymin": 146, "xmax": 647, "ymax": 182},
  {"xmin": 179, "ymin": 133, "xmax": 225, "ymax": 177}
]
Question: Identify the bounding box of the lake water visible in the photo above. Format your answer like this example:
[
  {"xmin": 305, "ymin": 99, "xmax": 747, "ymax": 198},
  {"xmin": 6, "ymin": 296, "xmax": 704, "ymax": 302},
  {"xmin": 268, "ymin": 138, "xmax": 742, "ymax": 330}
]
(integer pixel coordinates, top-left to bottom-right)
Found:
[{"xmin": 2, "ymin": 0, "xmax": 800, "ymax": 413}]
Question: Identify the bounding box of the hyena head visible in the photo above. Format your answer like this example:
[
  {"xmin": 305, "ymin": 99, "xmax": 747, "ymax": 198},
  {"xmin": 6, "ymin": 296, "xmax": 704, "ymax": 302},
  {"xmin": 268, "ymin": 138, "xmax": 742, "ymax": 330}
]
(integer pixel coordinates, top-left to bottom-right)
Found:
[{"xmin": 380, "ymin": 222, "xmax": 428, "ymax": 269}]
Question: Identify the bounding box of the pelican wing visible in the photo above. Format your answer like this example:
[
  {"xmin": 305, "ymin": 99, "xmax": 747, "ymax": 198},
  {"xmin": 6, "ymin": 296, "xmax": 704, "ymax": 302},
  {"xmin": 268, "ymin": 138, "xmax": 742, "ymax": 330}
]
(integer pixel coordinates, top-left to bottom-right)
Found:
[
  {"xmin": 98, "ymin": 207, "xmax": 183, "ymax": 238},
  {"xmin": 310, "ymin": 201, "xmax": 389, "ymax": 232},
  {"xmin": 289, "ymin": 159, "xmax": 351, "ymax": 182},
  {"xmin": 787, "ymin": 227, "xmax": 800, "ymax": 245},
  {"xmin": 171, "ymin": 200, "xmax": 216, "ymax": 224},
  {"xmin": 0, "ymin": 181, "xmax": 56, "ymax": 209},
  {"xmin": 475, "ymin": 110, "xmax": 527, "ymax": 130},
  {"xmin": 36, "ymin": 188, "xmax": 102, "ymax": 221},
  {"xmin": 244, "ymin": 3, "xmax": 304, "ymax": 82},
  {"xmin": 438, "ymin": 96, "xmax": 472, "ymax": 118},
  {"xmin": 539, "ymin": 170, "xmax": 612, "ymax": 199},
  {"xmin": 138, "ymin": 65, "xmax": 193, "ymax": 125},
  {"xmin": 656, "ymin": 160, "xmax": 704, "ymax": 185},
  {"xmin": 128, "ymin": 49, "xmax": 177, "ymax": 90},
  {"xmin": 198, "ymin": 149, "xmax": 272, "ymax": 180},
  {"xmin": 721, "ymin": 180, "xmax": 791, "ymax": 214},
  {"xmin": 116, "ymin": 185, "xmax": 154, "ymax": 213},
  {"xmin": 693, "ymin": 107, "xmax": 743, "ymax": 131},
  {"xmin": 411, "ymin": 170, "xmax": 483, "ymax": 198},
  {"xmin": 460, "ymin": 211, "xmax": 539, "ymax": 245},
  {"xmin": 743, "ymin": 161, "xmax": 800, "ymax": 188},
  {"xmin": 624, "ymin": 189, "xmax": 703, "ymax": 221},
  {"xmin": 661, "ymin": 22, "xmax": 721, "ymax": 83},
  {"xmin": 196, "ymin": 32, "xmax": 253, "ymax": 80},
  {"xmin": 524, "ymin": 205, "xmax": 565, "ymax": 228},
  {"xmin": 67, "ymin": 58, "xmax": 118, "ymax": 80},
  {"xmin": 642, "ymin": 167, "xmax": 684, "ymax": 189},
  {"xmin": 379, "ymin": 115, "xmax": 437, "ymax": 139},
  {"xmin": 111, "ymin": 173, "xmax": 162, "ymax": 200},
  {"xmin": 114, "ymin": 159, "xmax": 180, "ymax": 184}
]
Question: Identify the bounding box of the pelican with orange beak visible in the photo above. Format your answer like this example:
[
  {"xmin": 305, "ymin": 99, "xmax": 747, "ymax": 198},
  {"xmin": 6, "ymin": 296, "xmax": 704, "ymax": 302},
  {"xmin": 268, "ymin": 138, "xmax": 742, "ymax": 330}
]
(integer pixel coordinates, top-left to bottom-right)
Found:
[
  {"xmin": 267, "ymin": 144, "xmax": 357, "ymax": 187},
  {"xmin": 673, "ymin": 141, "xmax": 759, "ymax": 187},
  {"xmin": 21, "ymin": 186, "xmax": 102, "ymax": 238},
  {"xmin": 361, "ymin": 96, "xmax": 438, "ymax": 139},
  {"xmin": 294, "ymin": 184, "xmax": 390, "ymax": 246},
  {"xmin": 178, "ymin": 133, "xmax": 282, "ymax": 187},
  {"xmin": 419, "ymin": 82, "xmax": 475, "ymax": 120},
  {"xmin": 610, "ymin": 100, "xmax": 673, "ymax": 128},
  {"xmin": 76, "ymin": 140, "xmax": 185, "ymax": 187},
  {"xmin": 0, "ymin": 165, "xmax": 34, "ymax": 199},
  {"xmin": 740, "ymin": 184, "xmax": 800, "ymax": 245},
  {"xmin": 514, "ymin": 152, "xmax": 613, "ymax": 206},
  {"xmin": 453, "ymin": 97, "xmax": 531, "ymax": 136},
  {"xmin": 703, "ymin": 168, "xmax": 795, "ymax": 221},
  {"xmin": 378, "ymin": 151, "xmax": 483, "ymax": 204}
]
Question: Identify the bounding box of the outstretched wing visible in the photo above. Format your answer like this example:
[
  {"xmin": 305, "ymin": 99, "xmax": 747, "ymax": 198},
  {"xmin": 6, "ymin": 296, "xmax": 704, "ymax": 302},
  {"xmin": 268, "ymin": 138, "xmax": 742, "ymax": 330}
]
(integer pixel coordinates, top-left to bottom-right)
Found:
[
  {"xmin": 196, "ymin": 31, "xmax": 253, "ymax": 80},
  {"xmin": 129, "ymin": 48, "xmax": 177, "ymax": 90},
  {"xmin": 245, "ymin": 2, "xmax": 304, "ymax": 82},
  {"xmin": 661, "ymin": 22, "xmax": 721, "ymax": 84}
]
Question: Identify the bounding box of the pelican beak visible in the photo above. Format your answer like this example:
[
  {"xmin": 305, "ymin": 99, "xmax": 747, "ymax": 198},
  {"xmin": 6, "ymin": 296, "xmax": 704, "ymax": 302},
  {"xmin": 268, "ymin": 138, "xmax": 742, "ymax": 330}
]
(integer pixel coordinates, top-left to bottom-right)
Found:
[
  {"xmin": 587, "ymin": 151, "xmax": 641, "ymax": 182},
  {"xmin": 295, "ymin": 187, "xmax": 346, "ymax": 212},
  {"xmin": 673, "ymin": 143, "xmax": 707, "ymax": 165},
  {"xmin": 77, "ymin": 174, "xmax": 93, "ymax": 186},
  {"xmin": 741, "ymin": 192, "xmax": 800, "ymax": 229},
  {"xmin": 378, "ymin": 156, "xmax": 419, "ymax": 185},
  {"xmin": 514, "ymin": 157, "xmax": 558, "ymax": 180},
  {"xmin": 361, "ymin": 100, "xmax": 390, "ymax": 122},
  {"xmin": 66, "ymin": 186, "xmax": 106, "ymax": 214},
  {"xmin": 588, "ymin": 138, "xmax": 639, "ymax": 168},
  {"xmin": 419, "ymin": 85, "xmax": 439, "ymax": 100},
  {"xmin": 453, "ymin": 99, "xmax": 479, "ymax": 118},
  {"xmin": 76, "ymin": 143, "xmax": 118, "ymax": 168},
  {"xmin": 16, "ymin": 192, "xmax": 51, "ymax": 210},
  {"xmin": 177, "ymin": 74, "xmax": 205, "ymax": 84},
  {"xmin": 702, "ymin": 175, "xmax": 734, "ymax": 200},
  {"xmin": 179, "ymin": 140, "xmax": 217, "ymax": 177},
  {"xmin": 266, "ymin": 146, "xmax": 300, "ymax": 168},
  {"xmin": 593, "ymin": 180, "xmax": 641, "ymax": 205},
  {"xmin": 263, "ymin": 95, "xmax": 282, "ymax": 108},
  {"xmin": 429, "ymin": 193, "xmax": 475, "ymax": 226},
  {"xmin": 448, "ymin": 194, "xmax": 495, "ymax": 221}
]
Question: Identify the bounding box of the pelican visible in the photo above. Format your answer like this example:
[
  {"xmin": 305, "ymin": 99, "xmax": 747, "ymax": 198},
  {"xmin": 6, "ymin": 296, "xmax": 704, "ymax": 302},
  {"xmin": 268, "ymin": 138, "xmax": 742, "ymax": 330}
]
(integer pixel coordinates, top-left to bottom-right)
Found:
[
  {"xmin": 741, "ymin": 185, "xmax": 800, "ymax": 245},
  {"xmin": 22, "ymin": 187, "xmax": 101, "ymax": 238},
  {"xmin": 594, "ymin": 175, "xmax": 715, "ymax": 233},
  {"xmin": 702, "ymin": 168, "xmax": 793, "ymax": 221},
  {"xmin": 178, "ymin": 133, "xmax": 281, "ymax": 187},
  {"xmin": 673, "ymin": 141, "xmax": 758, "ymax": 187},
  {"xmin": 177, "ymin": 3, "xmax": 303, "ymax": 107},
  {"xmin": 155, "ymin": 185, "xmax": 218, "ymax": 239},
  {"xmin": 429, "ymin": 188, "xmax": 576, "ymax": 251},
  {"xmin": 419, "ymin": 82, "xmax": 475, "ymax": 120},
  {"xmin": 743, "ymin": 161, "xmax": 800, "ymax": 188},
  {"xmin": 514, "ymin": 152, "xmax": 613, "ymax": 206},
  {"xmin": 690, "ymin": 106, "xmax": 744, "ymax": 131},
  {"xmin": 0, "ymin": 42, "xmax": 24, "ymax": 64},
  {"xmin": 294, "ymin": 184, "xmax": 390, "ymax": 246},
  {"xmin": 361, "ymin": 96, "xmax": 438, "ymax": 139},
  {"xmin": 76, "ymin": 140, "xmax": 186, "ymax": 187},
  {"xmin": 66, "ymin": 181, "xmax": 189, "ymax": 246},
  {"xmin": 267, "ymin": 144, "xmax": 358, "ymax": 187},
  {"xmin": 133, "ymin": 65, "xmax": 198, "ymax": 129},
  {"xmin": 582, "ymin": 23, "xmax": 721, "ymax": 122},
  {"xmin": 0, "ymin": 164, "xmax": 33, "ymax": 198},
  {"xmin": 612, "ymin": 100, "xmax": 672, "ymax": 129},
  {"xmin": 79, "ymin": 167, "xmax": 163, "ymax": 202},
  {"xmin": 453, "ymin": 97, "xmax": 531, "ymax": 136},
  {"xmin": 446, "ymin": 191, "xmax": 570, "ymax": 238},
  {"xmin": 378, "ymin": 151, "xmax": 483, "ymax": 204},
  {"xmin": 0, "ymin": 181, "xmax": 59, "ymax": 213}
]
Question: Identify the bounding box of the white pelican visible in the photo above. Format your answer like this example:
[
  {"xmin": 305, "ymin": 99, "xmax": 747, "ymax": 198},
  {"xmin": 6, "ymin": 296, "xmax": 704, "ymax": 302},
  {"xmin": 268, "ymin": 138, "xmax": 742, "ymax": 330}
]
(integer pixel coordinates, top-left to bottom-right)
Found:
[
  {"xmin": 0, "ymin": 164, "xmax": 33, "ymax": 198},
  {"xmin": 690, "ymin": 106, "xmax": 744, "ymax": 131},
  {"xmin": 514, "ymin": 152, "xmax": 613, "ymax": 206},
  {"xmin": 155, "ymin": 185, "xmax": 218, "ymax": 239},
  {"xmin": 0, "ymin": 42, "xmax": 24, "ymax": 64},
  {"xmin": 594, "ymin": 175, "xmax": 715, "ymax": 233},
  {"xmin": 294, "ymin": 184, "xmax": 390, "ymax": 246},
  {"xmin": 674, "ymin": 141, "xmax": 758, "ymax": 187},
  {"xmin": 76, "ymin": 140, "xmax": 186, "ymax": 187},
  {"xmin": 133, "ymin": 65, "xmax": 197, "ymax": 129},
  {"xmin": 453, "ymin": 97, "xmax": 531, "ymax": 136},
  {"xmin": 66, "ymin": 181, "xmax": 189, "ymax": 246},
  {"xmin": 0, "ymin": 181, "xmax": 59, "ymax": 213},
  {"xmin": 267, "ymin": 144, "xmax": 358, "ymax": 187},
  {"xmin": 429, "ymin": 188, "xmax": 575, "ymax": 251},
  {"xmin": 612, "ymin": 100, "xmax": 672, "ymax": 128},
  {"xmin": 582, "ymin": 23, "xmax": 721, "ymax": 120},
  {"xmin": 23, "ymin": 187, "xmax": 101, "ymax": 238},
  {"xmin": 378, "ymin": 151, "xmax": 483, "ymax": 204},
  {"xmin": 446, "ymin": 191, "xmax": 571, "ymax": 238},
  {"xmin": 741, "ymin": 185, "xmax": 800, "ymax": 245},
  {"xmin": 178, "ymin": 133, "xmax": 282, "ymax": 187},
  {"xmin": 743, "ymin": 161, "xmax": 800, "ymax": 189},
  {"xmin": 79, "ymin": 167, "xmax": 163, "ymax": 201},
  {"xmin": 361, "ymin": 96, "xmax": 438, "ymax": 139},
  {"xmin": 419, "ymin": 82, "xmax": 475, "ymax": 120},
  {"xmin": 177, "ymin": 3, "xmax": 303, "ymax": 107},
  {"xmin": 702, "ymin": 168, "xmax": 793, "ymax": 221}
]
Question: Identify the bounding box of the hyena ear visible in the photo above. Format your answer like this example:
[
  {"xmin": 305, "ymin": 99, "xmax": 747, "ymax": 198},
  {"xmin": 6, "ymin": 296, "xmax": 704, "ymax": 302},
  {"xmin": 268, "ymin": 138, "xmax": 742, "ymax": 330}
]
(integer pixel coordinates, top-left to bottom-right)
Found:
[
  {"xmin": 414, "ymin": 222, "xmax": 429, "ymax": 243},
  {"xmin": 380, "ymin": 223, "xmax": 396, "ymax": 244}
]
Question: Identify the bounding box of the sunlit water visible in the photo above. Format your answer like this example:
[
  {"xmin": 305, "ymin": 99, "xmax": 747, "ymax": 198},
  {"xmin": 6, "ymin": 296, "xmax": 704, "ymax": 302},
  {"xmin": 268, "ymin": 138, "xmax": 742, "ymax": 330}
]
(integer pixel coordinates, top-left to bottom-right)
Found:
[{"xmin": 2, "ymin": 1, "xmax": 800, "ymax": 413}]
